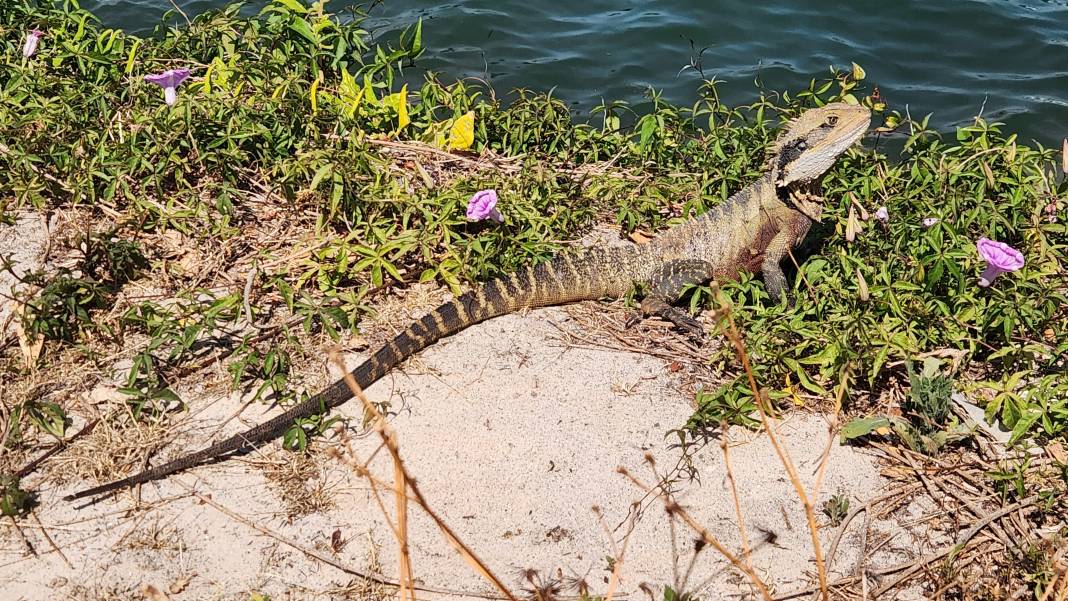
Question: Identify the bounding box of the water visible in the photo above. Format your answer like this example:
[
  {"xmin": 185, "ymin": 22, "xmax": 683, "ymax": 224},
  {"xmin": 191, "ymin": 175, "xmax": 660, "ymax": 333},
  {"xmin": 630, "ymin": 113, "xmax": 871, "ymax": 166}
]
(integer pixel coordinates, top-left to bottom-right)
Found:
[{"xmin": 84, "ymin": 0, "xmax": 1068, "ymax": 145}]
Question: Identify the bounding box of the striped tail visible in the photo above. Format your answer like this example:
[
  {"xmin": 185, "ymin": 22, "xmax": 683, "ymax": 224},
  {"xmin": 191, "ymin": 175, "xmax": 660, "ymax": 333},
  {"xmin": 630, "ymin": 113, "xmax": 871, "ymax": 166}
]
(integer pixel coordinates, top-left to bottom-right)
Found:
[{"xmin": 66, "ymin": 250, "xmax": 629, "ymax": 502}]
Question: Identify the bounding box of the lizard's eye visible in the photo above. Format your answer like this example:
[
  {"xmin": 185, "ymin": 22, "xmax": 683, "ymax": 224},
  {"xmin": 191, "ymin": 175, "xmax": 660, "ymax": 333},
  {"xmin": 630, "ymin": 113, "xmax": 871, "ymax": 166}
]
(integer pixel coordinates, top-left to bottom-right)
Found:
[{"xmin": 826, "ymin": 115, "xmax": 839, "ymax": 126}]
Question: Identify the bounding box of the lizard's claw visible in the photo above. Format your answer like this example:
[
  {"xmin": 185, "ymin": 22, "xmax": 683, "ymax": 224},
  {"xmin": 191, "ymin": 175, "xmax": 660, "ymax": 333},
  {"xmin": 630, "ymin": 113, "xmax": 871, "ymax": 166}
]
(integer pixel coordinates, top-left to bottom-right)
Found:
[{"xmin": 664, "ymin": 309, "xmax": 705, "ymax": 339}]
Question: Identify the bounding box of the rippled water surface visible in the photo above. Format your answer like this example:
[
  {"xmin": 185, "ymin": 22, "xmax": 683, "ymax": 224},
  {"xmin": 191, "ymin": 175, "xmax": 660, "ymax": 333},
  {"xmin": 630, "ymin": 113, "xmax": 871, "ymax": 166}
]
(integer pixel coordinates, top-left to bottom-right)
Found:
[{"xmin": 85, "ymin": 0, "xmax": 1068, "ymax": 143}]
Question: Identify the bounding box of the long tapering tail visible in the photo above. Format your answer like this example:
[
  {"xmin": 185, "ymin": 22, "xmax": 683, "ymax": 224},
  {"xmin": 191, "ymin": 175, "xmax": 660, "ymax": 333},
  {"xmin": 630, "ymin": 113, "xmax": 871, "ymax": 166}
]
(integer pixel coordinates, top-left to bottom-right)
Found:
[{"xmin": 66, "ymin": 249, "xmax": 632, "ymax": 502}]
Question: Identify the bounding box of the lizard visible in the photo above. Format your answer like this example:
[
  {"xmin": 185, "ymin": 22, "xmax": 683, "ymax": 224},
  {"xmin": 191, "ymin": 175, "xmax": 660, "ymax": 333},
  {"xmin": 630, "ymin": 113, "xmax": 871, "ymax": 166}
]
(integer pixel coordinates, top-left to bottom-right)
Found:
[{"xmin": 66, "ymin": 102, "xmax": 870, "ymax": 502}]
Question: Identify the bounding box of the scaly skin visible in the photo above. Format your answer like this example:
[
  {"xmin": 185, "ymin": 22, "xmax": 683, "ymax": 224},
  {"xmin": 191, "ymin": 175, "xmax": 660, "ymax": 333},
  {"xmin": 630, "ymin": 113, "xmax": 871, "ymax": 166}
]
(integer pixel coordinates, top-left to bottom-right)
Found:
[{"xmin": 66, "ymin": 103, "xmax": 870, "ymax": 502}]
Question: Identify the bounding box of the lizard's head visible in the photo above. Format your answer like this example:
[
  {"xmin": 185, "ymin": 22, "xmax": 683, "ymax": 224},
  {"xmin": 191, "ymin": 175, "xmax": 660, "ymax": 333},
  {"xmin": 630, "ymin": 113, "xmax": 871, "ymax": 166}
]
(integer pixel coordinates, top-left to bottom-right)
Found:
[{"xmin": 770, "ymin": 103, "xmax": 871, "ymax": 188}]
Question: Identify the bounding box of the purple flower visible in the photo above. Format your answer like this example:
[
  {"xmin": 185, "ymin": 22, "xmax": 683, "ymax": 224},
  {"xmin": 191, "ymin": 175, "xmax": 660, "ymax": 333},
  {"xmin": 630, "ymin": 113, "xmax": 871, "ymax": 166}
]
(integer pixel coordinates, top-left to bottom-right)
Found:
[
  {"xmin": 22, "ymin": 29, "xmax": 43, "ymax": 58},
  {"xmin": 144, "ymin": 68, "xmax": 192, "ymax": 105},
  {"xmin": 874, "ymin": 206, "xmax": 888, "ymax": 223},
  {"xmin": 976, "ymin": 237, "xmax": 1024, "ymax": 287},
  {"xmin": 466, "ymin": 189, "xmax": 503, "ymax": 223},
  {"xmin": 922, "ymin": 217, "xmax": 939, "ymax": 228}
]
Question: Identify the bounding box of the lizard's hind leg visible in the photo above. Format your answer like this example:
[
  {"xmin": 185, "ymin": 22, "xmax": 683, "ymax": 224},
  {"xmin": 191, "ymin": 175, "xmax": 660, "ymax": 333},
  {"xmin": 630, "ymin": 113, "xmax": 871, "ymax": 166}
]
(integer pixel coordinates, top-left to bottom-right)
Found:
[{"xmin": 639, "ymin": 259, "xmax": 716, "ymax": 337}]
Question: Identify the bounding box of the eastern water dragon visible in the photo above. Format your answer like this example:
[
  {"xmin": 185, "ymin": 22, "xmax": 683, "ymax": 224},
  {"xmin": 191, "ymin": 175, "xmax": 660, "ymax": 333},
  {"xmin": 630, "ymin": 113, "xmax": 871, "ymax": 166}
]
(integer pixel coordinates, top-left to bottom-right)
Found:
[{"xmin": 67, "ymin": 102, "xmax": 871, "ymax": 502}]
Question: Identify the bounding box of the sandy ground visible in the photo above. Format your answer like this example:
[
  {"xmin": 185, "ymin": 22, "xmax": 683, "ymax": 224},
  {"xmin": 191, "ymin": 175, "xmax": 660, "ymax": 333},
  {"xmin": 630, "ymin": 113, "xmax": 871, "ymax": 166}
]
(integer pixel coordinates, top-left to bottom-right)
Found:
[
  {"xmin": 0, "ymin": 213, "xmax": 48, "ymax": 342},
  {"xmin": 0, "ymin": 213, "xmax": 934, "ymax": 600}
]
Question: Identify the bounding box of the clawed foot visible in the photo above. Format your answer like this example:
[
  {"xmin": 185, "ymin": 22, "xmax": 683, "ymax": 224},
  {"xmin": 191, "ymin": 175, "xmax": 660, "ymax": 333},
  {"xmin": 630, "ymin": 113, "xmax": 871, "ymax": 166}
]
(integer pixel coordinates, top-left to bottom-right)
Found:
[
  {"xmin": 664, "ymin": 309, "xmax": 705, "ymax": 339},
  {"xmin": 627, "ymin": 310, "xmax": 705, "ymax": 338}
]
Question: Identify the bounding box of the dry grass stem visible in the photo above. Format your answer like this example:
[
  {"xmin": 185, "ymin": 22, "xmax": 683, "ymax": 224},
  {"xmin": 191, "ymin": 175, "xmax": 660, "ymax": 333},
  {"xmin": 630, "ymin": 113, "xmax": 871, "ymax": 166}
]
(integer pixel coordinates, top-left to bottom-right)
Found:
[
  {"xmin": 720, "ymin": 433, "xmax": 754, "ymax": 570},
  {"xmin": 29, "ymin": 511, "xmax": 72, "ymax": 569},
  {"xmin": 810, "ymin": 367, "xmax": 850, "ymax": 498},
  {"xmin": 392, "ymin": 430, "xmax": 414, "ymax": 601},
  {"xmin": 711, "ymin": 288, "xmax": 830, "ymax": 600},
  {"xmin": 329, "ymin": 350, "xmax": 518, "ymax": 601},
  {"xmin": 617, "ymin": 465, "xmax": 773, "ymax": 601},
  {"xmin": 173, "ymin": 481, "xmax": 502, "ymax": 599}
]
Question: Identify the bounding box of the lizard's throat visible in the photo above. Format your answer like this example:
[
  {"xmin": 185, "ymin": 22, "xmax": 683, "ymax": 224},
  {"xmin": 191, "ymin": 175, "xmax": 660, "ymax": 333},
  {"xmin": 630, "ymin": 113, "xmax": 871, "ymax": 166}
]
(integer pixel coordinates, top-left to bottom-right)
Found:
[{"xmin": 777, "ymin": 181, "xmax": 824, "ymax": 222}]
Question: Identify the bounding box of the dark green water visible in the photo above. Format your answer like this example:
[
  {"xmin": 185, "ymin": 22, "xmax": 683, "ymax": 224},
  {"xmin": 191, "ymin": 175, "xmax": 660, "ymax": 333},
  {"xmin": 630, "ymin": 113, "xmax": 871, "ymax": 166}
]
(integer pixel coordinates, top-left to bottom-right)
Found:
[{"xmin": 84, "ymin": 0, "xmax": 1068, "ymax": 144}]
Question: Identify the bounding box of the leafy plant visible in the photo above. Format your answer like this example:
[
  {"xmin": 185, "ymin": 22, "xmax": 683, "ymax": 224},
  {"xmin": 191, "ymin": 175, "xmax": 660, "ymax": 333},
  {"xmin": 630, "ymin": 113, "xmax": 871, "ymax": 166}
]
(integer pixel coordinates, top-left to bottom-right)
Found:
[
  {"xmin": 688, "ymin": 381, "xmax": 762, "ymax": 429},
  {"xmin": 841, "ymin": 358, "xmax": 972, "ymax": 455},
  {"xmin": 822, "ymin": 492, "xmax": 850, "ymax": 527},
  {"xmin": 0, "ymin": 475, "xmax": 35, "ymax": 517}
]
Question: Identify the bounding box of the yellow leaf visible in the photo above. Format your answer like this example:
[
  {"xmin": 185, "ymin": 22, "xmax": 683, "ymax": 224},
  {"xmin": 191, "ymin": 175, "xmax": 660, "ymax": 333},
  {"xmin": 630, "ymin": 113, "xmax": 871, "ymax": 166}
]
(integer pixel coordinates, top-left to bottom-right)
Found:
[
  {"xmin": 203, "ymin": 61, "xmax": 214, "ymax": 94},
  {"xmin": 125, "ymin": 39, "xmax": 142, "ymax": 75},
  {"xmin": 432, "ymin": 128, "xmax": 448, "ymax": 148},
  {"xmin": 205, "ymin": 57, "xmax": 229, "ymax": 94},
  {"xmin": 851, "ymin": 62, "xmax": 866, "ymax": 81},
  {"xmin": 396, "ymin": 83, "xmax": 409, "ymax": 130},
  {"xmin": 382, "ymin": 84, "xmax": 410, "ymax": 132},
  {"xmin": 310, "ymin": 72, "xmax": 321, "ymax": 115},
  {"xmin": 785, "ymin": 374, "xmax": 804, "ymax": 407},
  {"xmin": 448, "ymin": 111, "xmax": 475, "ymax": 150},
  {"xmin": 874, "ymin": 426, "xmax": 891, "ymax": 436},
  {"xmin": 339, "ymin": 69, "xmax": 361, "ymax": 118}
]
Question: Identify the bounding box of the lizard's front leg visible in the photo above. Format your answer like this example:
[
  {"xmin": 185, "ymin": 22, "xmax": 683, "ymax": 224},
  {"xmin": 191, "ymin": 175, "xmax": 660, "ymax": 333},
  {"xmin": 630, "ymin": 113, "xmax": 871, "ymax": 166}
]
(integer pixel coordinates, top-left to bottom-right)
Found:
[
  {"xmin": 762, "ymin": 215, "xmax": 812, "ymax": 305},
  {"xmin": 639, "ymin": 259, "xmax": 716, "ymax": 336}
]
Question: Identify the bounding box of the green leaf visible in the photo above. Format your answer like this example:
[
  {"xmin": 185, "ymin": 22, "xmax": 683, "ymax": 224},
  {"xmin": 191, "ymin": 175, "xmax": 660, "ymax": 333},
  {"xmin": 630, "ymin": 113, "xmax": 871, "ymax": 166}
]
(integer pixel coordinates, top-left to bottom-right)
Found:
[
  {"xmin": 411, "ymin": 18, "xmax": 423, "ymax": 53},
  {"xmin": 639, "ymin": 116, "xmax": 656, "ymax": 150},
  {"xmin": 1009, "ymin": 408, "xmax": 1042, "ymax": 444},
  {"xmin": 839, "ymin": 416, "xmax": 892, "ymax": 443},
  {"xmin": 289, "ymin": 19, "xmax": 317, "ymax": 44},
  {"xmin": 310, "ymin": 163, "xmax": 333, "ymax": 190},
  {"xmin": 273, "ymin": 0, "xmax": 308, "ymax": 14}
]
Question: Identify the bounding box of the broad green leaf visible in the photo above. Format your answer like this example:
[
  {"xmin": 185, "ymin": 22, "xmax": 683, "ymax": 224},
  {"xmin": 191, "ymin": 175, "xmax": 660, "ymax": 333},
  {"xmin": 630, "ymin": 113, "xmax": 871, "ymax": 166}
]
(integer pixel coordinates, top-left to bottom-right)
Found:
[
  {"xmin": 840, "ymin": 416, "xmax": 892, "ymax": 443},
  {"xmin": 411, "ymin": 18, "xmax": 423, "ymax": 53},
  {"xmin": 273, "ymin": 0, "xmax": 308, "ymax": 14},
  {"xmin": 289, "ymin": 19, "xmax": 316, "ymax": 44},
  {"xmin": 363, "ymin": 74, "xmax": 377, "ymax": 105}
]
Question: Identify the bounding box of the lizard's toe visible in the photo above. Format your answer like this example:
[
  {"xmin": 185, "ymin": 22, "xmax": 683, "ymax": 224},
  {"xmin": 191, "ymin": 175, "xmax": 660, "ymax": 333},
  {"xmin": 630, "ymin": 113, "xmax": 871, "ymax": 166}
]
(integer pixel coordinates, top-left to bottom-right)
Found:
[{"xmin": 668, "ymin": 311, "xmax": 705, "ymax": 338}]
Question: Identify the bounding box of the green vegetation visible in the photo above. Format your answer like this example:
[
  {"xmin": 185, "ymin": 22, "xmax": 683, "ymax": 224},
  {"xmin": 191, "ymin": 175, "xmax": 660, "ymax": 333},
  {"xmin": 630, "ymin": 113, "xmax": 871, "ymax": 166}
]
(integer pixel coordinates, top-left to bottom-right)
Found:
[{"xmin": 1, "ymin": 0, "xmax": 1065, "ymax": 597}]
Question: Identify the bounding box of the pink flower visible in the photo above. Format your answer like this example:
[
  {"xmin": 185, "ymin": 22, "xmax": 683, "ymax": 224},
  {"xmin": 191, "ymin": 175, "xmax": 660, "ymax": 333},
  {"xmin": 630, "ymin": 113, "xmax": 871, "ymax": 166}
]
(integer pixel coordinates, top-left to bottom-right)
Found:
[
  {"xmin": 976, "ymin": 237, "xmax": 1024, "ymax": 287},
  {"xmin": 466, "ymin": 189, "xmax": 503, "ymax": 223},
  {"xmin": 144, "ymin": 68, "xmax": 192, "ymax": 105},
  {"xmin": 874, "ymin": 206, "xmax": 888, "ymax": 223},
  {"xmin": 22, "ymin": 29, "xmax": 43, "ymax": 58},
  {"xmin": 922, "ymin": 217, "xmax": 939, "ymax": 228}
]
